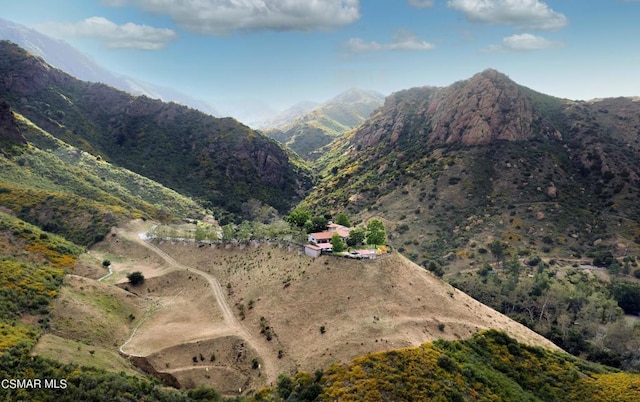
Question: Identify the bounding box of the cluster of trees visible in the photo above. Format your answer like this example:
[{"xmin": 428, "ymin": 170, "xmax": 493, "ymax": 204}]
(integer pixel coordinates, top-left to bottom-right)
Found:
[
  {"xmin": 449, "ymin": 243, "xmax": 640, "ymax": 371},
  {"xmin": 286, "ymin": 208, "xmax": 386, "ymax": 250},
  {"xmin": 285, "ymin": 209, "xmax": 351, "ymax": 233}
]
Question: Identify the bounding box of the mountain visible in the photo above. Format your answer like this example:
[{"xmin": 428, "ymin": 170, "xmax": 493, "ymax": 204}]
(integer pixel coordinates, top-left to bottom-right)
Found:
[
  {"xmin": 263, "ymin": 88, "xmax": 385, "ymax": 160},
  {"xmin": 256, "ymin": 100, "xmax": 320, "ymax": 129},
  {"xmin": 309, "ymin": 69, "xmax": 640, "ymax": 260},
  {"xmin": 0, "ymin": 41, "xmax": 312, "ymax": 221},
  {"xmin": 302, "ymin": 69, "xmax": 640, "ymax": 367},
  {"xmin": 0, "ymin": 19, "xmax": 220, "ymax": 117},
  {"xmin": 0, "ymin": 104, "xmax": 204, "ymax": 245}
]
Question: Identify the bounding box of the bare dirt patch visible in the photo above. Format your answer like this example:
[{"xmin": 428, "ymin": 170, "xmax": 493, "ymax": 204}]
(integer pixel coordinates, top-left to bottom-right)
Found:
[
  {"xmin": 119, "ymin": 270, "xmax": 226, "ymax": 356},
  {"xmin": 146, "ymin": 335, "xmax": 264, "ymax": 394},
  {"xmin": 154, "ymin": 240, "xmax": 560, "ymax": 377}
]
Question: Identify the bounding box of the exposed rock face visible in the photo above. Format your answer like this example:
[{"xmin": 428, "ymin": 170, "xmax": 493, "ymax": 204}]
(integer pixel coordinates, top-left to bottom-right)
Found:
[
  {"xmin": 0, "ymin": 99, "xmax": 25, "ymax": 145},
  {"xmin": 351, "ymin": 69, "xmax": 562, "ymax": 149},
  {"xmin": 427, "ymin": 69, "xmax": 535, "ymax": 145}
]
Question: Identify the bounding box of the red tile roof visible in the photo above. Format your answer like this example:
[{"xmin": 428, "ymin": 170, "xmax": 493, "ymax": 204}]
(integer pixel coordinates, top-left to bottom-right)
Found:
[{"xmin": 310, "ymin": 232, "xmax": 334, "ymax": 240}]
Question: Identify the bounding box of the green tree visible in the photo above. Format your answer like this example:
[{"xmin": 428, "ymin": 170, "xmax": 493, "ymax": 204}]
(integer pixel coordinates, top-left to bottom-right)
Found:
[
  {"xmin": 488, "ymin": 240, "xmax": 506, "ymax": 267},
  {"xmin": 309, "ymin": 215, "xmax": 329, "ymax": 233},
  {"xmin": 195, "ymin": 224, "xmax": 207, "ymax": 241},
  {"xmin": 505, "ymin": 254, "xmax": 522, "ymax": 281},
  {"xmin": 236, "ymin": 221, "xmax": 253, "ymax": 242},
  {"xmin": 221, "ymin": 223, "xmax": 235, "ymax": 242},
  {"xmin": 335, "ymin": 212, "xmax": 351, "ymax": 227},
  {"xmin": 611, "ymin": 280, "xmax": 640, "ymax": 314},
  {"xmin": 366, "ymin": 219, "xmax": 386, "ymax": 246},
  {"xmin": 286, "ymin": 208, "xmax": 311, "ymax": 228},
  {"xmin": 127, "ymin": 271, "xmax": 145, "ymax": 285},
  {"xmin": 346, "ymin": 227, "xmax": 365, "ymax": 246},
  {"xmin": 330, "ymin": 233, "xmax": 346, "ymax": 252}
]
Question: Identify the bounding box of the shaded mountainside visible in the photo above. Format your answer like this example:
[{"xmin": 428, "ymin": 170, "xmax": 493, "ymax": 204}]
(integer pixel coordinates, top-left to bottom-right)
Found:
[
  {"xmin": 264, "ymin": 88, "xmax": 384, "ymax": 160},
  {"xmin": 0, "ymin": 41, "xmax": 312, "ymax": 220},
  {"xmin": 308, "ymin": 69, "xmax": 640, "ymax": 264},
  {"xmin": 0, "ymin": 110, "xmax": 204, "ymax": 245},
  {"xmin": 0, "ymin": 98, "xmax": 25, "ymax": 145}
]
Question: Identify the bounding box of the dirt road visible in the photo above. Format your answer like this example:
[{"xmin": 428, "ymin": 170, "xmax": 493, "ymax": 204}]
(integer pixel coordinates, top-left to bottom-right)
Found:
[{"xmin": 118, "ymin": 227, "xmax": 278, "ymax": 385}]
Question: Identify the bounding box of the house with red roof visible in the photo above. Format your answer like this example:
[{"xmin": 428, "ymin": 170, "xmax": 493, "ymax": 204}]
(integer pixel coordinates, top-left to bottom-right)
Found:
[{"xmin": 306, "ymin": 222, "xmax": 351, "ymax": 256}]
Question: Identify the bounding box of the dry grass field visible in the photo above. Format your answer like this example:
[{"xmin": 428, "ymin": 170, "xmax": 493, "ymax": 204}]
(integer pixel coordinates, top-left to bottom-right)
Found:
[{"xmin": 34, "ymin": 219, "xmax": 560, "ymax": 397}]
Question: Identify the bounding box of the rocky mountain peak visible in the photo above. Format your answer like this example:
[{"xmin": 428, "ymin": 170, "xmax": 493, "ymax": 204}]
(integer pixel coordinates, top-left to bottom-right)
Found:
[
  {"xmin": 350, "ymin": 69, "xmax": 562, "ymax": 150},
  {"xmin": 427, "ymin": 69, "xmax": 537, "ymax": 146}
]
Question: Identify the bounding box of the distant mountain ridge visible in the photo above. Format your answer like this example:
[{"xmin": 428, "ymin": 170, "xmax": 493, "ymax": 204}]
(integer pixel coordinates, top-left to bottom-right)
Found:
[
  {"xmin": 0, "ymin": 18, "xmax": 221, "ymax": 117},
  {"xmin": 263, "ymin": 88, "xmax": 385, "ymax": 160},
  {"xmin": 0, "ymin": 41, "xmax": 312, "ymax": 221}
]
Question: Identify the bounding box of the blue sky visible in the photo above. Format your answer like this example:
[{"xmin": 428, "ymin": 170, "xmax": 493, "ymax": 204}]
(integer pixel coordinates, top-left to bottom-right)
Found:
[{"xmin": 3, "ymin": 0, "xmax": 640, "ymax": 110}]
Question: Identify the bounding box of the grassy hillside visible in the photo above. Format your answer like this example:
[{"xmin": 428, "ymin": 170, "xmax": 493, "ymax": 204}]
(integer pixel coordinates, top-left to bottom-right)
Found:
[
  {"xmin": 264, "ymin": 89, "xmax": 384, "ymax": 160},
  {"xmin": 254, "ymin": 330, "xmax": 640, "ymax": 401},
  {"xmin": 0, "ymin": 112, "xmax": 204, "ymax": 245}
]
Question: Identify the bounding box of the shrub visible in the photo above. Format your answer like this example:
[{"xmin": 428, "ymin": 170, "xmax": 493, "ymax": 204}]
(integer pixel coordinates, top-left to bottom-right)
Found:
[{"xmin": 126, "ymin": 271, "xmax": 144, "ymax": 285}]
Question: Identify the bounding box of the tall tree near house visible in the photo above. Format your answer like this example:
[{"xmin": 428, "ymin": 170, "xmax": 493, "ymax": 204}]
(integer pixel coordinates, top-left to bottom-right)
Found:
[
  {"xmin": 335, "ymin": 212, "xmax": 351, "ymax": 227},
  {"xmin": 286, "ymin": 208, "xmax": 311, "ymax": 228},
  {"xmin": 309, "ymin": 215, "xmax": 329, "ymax": 233},
  {"xmin": 347, "ymin": 227, "xmax": 365, "ymax": 246},
  {"xmin": 330, "ymin": 233, "xmax": 346, "ymax": 252},
  {"xmin": 366, "ymin": 219, "xmax": 386, "ymax": 246}
]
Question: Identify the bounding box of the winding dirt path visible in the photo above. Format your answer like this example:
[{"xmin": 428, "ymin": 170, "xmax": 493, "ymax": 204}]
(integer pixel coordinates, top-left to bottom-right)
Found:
[{"xmin": 118, "ymin": 228, "xmax": 277, "ymax": 386}]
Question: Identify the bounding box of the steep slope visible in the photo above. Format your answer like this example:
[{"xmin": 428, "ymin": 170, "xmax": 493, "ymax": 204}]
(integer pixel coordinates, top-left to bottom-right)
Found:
[
  {"xmin": 0, "ymin": 41, "xmax": 312, "ymax": 220},
  {"xmin": 308, "ymin": 69, "xmax": 640, "ymax": 265},
  {"xmin": 264, "ymin": 88, "xmax": 385, "ymax": 160},
  {"xmin": 0, "ymin": 98, "xmax": 25, "ymax": 145},
  {"xmin": 0, "ymin": 110, "xmax": 203, "ymax": 245},
  {"xmin": 0, "ymin": 19, "xmax": 220, "ymax": 116}
]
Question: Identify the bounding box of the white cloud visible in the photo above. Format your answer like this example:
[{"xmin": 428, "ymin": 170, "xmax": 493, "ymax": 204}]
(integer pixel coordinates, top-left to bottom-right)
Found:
[
  {"xmin": 35, "ymin": 17, "xmax": 176, "ymax": 50},
  {"xmin": 447, "ymin": 0, "xmax": 568, "ymax": 30},
  {"xmin": 408, "ymin": 0, "xmax": 435, "ymax": 8},
  {"xmin": 345, "ymin": 31, "xmax": 435, "ymax": 52},
  {"xmin": 483, "ymin": 33, "xmax": 564, "ymax": 52},
  {"xmin": 107, "ymin": 0, "xmax": 360, "ymax": 35}
]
